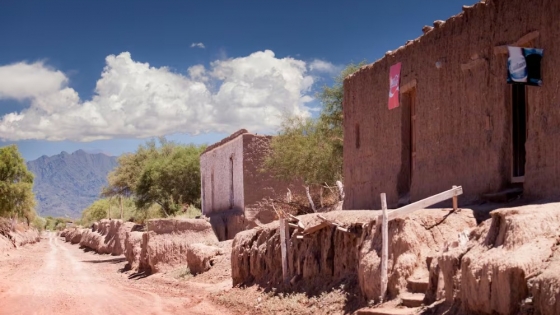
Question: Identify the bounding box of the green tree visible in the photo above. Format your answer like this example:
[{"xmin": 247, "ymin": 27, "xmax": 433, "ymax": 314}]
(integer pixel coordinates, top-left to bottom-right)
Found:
[
  {"xmin": 264, "ymin": 62, "xmax": 365, "ymax": 191},
  {"xmin": 79, "ymin": 197, "xmax": 165, "ymax": 226},
  {"xmin": 80, "ymin": 199, "xmax": 108, "ymax": 225},
  {"xmin": 102, "ymin": 138, "xmax": 169, "ymax": 198},
  {"xmin": 135, "ymin": 144, "xmax": 205, "ymax": 216},
  {"xmin": 101, "ymin": 138, "xmax": 205, "ymax": 218},
  {"xmin": 318, "ymin": 62, "xmax": 366, "ymax": 130},
  {"xmin": 265, "ymin": 117, "xmax": 342, "ymax": 186},
  {"xmin": 0, "ymin": 145, "xmax": 36, "ymax": 223}
]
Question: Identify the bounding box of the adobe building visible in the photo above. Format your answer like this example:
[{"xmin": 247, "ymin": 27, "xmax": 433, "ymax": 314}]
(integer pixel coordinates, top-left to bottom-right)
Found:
[
  {"xmin": 343, "ymin": 0, "xmax": 560, "ymax": 210},
  {"xmin": 200, "ymin": 129, "xmax": 301, "ymax": 240}
]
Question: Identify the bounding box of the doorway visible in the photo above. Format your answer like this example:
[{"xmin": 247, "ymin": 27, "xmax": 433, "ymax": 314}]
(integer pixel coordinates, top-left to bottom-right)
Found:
[
  {"xmin": 397, "ymin": 88, "xmax": 416, "ymax": 206},
  {"xmin": 511, "ymin": 85, "xmax": 527, "ymax": 183}
]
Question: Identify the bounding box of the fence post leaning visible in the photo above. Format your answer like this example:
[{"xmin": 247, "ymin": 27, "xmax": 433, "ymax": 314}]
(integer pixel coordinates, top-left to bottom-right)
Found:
[
  {"xmin": 380, "ymin": 193, "xmax": 388, "ymax": 302},
  {"xmin": 279, "ymin": 218, "xmax": 290, "ymax": 283}
]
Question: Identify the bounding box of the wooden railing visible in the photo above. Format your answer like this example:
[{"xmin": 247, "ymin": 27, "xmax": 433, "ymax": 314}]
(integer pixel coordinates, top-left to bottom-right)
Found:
[{"xmin": 378, "ymin": 185, "xmax": 463, "ymax": 301}]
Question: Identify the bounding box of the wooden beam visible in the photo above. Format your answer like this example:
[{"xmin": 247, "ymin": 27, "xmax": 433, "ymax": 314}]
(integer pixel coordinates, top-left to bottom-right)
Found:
[
  {"xmin": 452, "ymin": 185, "xmax": 458, "ymax": 211},
  {"xmin": 279, "ymin": 218, "xmax": 290, "ymax": 283},
  {"xmin": 386, "ymin": 186, "xmax": 463, "ymax": 221},
  {"xmin": 494, "ymin": 31, "xmax": 540, "ymax": 55},
  {"xmin": 517, "ymin": 31, "xmax": 540, "ymax": 46},
  {"xmin": 401, "ymin": 79, "xmax": 417, "ymax": 94},
  {"xmin": 379, "ymin": 193, "xmax": 389, "ymax": 302},
  {"xmin": 302, "ymin": 221, "xmax": 331, "ymax": 235},
  {"xmin": 336, "ymin": 226, "xmax": 349, "ymax": 233}
]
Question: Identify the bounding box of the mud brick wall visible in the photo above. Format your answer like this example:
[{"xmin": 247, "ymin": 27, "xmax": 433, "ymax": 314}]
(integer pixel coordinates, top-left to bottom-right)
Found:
[
  {"xmin": 200, "ymin": 133, "xmax": 245, "ymax": 215},
  {"xmin": 343, "ymin": 0, "xmax": 560, "ymax": 210},
  {"xmin": 242, "ymin": 134, "xmax": 304, "ymax": 224},
  {"xmin": 201, "ymin": 131, "xmax": 304, "ymax": 240}
]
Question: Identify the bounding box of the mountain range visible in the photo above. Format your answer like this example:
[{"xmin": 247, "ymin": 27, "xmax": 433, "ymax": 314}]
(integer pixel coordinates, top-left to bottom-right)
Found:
[{"xmin": 26, "ymin": 150, "xmax": 119, "ymax": 218}]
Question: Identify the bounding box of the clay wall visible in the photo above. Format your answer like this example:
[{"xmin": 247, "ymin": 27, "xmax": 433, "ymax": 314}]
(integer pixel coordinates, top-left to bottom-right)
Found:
[
  {"xmin": 200, "ymin": 133, "xmax": 245, "ymax": 215},
  {"xmin": 343, "ymin": 0, "xmax": 560, "ymax": 209},
  {"xmin": 242, "ymin": 134, "xmax": 304, "ymax": 224}
]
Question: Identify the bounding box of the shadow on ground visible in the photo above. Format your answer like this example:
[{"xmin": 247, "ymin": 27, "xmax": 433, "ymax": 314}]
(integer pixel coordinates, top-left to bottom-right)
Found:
[{"xmin": 81, "ymin": 257, "xmax": 127, "ymax": 264}]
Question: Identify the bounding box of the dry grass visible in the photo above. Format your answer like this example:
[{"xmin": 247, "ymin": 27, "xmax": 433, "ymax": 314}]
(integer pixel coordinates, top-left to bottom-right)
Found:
[
  {"xmin": 168, "ymin": 266, "xmax": 193, "ymax": 280},
  {"xmin": 212, "ymin": 283, "xmax": 360, "ymax": 315}
]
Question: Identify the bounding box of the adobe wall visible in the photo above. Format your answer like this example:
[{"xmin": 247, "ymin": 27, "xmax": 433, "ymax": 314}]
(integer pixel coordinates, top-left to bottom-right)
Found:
[
  {"xmin": 200, "ymin": 133, "xmax": 245, "ymax": 215},
  {"xmin": 343, "ymin": 0, "xmax": 560, "ymax": 209},
  {"xmin": 242, "ymin": 134, "xmax": 304, "ymax": 225}
]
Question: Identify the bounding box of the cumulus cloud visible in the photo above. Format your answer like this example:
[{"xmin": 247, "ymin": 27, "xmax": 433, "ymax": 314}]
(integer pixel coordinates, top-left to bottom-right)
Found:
[
  {"xmin": 308, "ymin": 59, "xmax": 341, "ymax": 74},
  {"xmin": 0, "ymin": 61, "xmax": 68, "ymax": 101},
  {"xmin": 0, "ymin": 50, "xmax": 324, "ymax": 141},
  {"xmin": 190, "ymin": 42, "xmax": 205, "ymax": 49}
]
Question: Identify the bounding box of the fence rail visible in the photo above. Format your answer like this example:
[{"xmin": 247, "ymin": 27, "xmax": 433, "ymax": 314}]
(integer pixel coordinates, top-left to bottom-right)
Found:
[{"xmin": 378, "ymin": 185, "xmax": 463, "ymax": 302}]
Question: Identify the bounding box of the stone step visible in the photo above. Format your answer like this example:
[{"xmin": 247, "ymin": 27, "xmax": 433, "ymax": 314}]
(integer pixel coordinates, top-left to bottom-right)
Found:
[
  {"xmin": 481, "ymin": 187, "xmax": 523, "ymax": 203},
  {"xmin": 356, "ymin": 307, "xmax": 418, "ymax": 315},
  {"xmin": 401, "ymin": 292, "xmax": 425, "ymax": 308},
  {"xmin": 407, "ymin": 277, "xmax": 429, "ymax": 293}
]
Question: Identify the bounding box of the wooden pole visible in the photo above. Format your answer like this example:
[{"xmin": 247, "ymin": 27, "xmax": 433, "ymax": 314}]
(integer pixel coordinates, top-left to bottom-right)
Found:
[
  {"xmin": 279, "ymin": 218, "xmax": 290, "ymax": 283},
  {"xmin": 380, "ymin": 193, "xmax": 388, "ymax": 302},
  {"xmin": 108, "ymin": 197, "xmax": 112, "ymax": 219},
  {"xmin": 336, "ymin": 180, "xmax": 345, "ymax": 201},
  {"xmin": 304, "ymin": 185, "xmax": 316, "ymax": 212},
  {"xmin": 452, "ymin": 185, "xmax": 458, "ymax": 212}
]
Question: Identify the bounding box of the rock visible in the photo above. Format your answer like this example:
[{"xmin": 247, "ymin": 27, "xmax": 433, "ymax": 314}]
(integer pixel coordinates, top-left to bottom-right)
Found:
[{"xmin": 186, "ymin": 243, "xmax": 223, "ymax": 274}]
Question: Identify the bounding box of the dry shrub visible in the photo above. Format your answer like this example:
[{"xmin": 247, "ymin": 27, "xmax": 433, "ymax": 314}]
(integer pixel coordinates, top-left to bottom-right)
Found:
[
  {"xmin": 212, "ymin": 280, "xmax": 363, "ymax": 315},
  {"xmin": 266, "ymin": 187, "xmax": 341, "ymax": 218}
]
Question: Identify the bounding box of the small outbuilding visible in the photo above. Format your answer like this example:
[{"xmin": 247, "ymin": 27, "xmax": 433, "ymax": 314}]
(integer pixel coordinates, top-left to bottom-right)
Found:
[{"xmin": 200, "ymin": 129, "xmax": 300, "ymax": 240}]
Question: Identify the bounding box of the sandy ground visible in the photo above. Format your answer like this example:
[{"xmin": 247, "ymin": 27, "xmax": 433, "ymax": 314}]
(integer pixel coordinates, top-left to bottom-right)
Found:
[{"xmin": 0, "ymin": 232, "xmax": 233, "ymax": 315}]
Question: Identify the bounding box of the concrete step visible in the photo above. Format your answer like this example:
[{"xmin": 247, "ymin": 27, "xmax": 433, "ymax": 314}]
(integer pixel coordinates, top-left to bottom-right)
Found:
[
  {"xmin": 401, "ymin": 292, "xmax": 425, "ymax": 308},
  {"xmin": 356, "ymin": 307, "xmax": 418, "ymax": 315},
  {"xmin": 406, "ymin": 277, "xmax": 429, "ymax": 293}
]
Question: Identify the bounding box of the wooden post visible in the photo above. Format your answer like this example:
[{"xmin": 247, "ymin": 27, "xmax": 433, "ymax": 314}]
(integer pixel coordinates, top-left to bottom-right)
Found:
[
  {"xmin": 279, "ymin": 218, "xmax": 290, "ymax": 283},
  {"xmin": 336, "ymin": 180, "xmax": 345, "ymax": 201},
  {"xmin": 304, "ymin": 185, "xmax": 316, "ymax": 212},
  {"xmin": 452, "ymin": 185, "xmax": 458, "ymax": 212},
  {"xmin": 108, "ymin": 198, "xmax": 112, "ymax": 219},
  {"xmin": 120, "ymin": 195, "xmax": 124, "ymax": 220},
  {"xmin": 380, "ymin": 193, "xmax": 388, "ymax": 302}
]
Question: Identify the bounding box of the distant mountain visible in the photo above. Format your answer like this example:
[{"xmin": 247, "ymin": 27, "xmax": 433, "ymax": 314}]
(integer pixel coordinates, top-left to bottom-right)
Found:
[{"xmin": 26, "ymin": 150, "xmax": 119, "ymax": 218}]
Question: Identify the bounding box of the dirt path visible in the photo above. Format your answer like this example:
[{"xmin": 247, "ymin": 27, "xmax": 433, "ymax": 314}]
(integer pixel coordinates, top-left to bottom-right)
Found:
[{"xmin": 0, "ymin": 232, "xmax": 233, "ymax": 315}]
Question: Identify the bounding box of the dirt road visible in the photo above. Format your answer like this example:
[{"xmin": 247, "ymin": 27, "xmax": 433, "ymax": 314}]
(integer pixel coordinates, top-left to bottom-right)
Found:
[{"xmin": 0, "ymin": 233, "xmax": 232, "ymax": 315}]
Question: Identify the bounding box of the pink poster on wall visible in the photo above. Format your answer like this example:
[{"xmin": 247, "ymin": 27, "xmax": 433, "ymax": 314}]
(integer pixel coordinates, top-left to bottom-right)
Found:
[{"xmin": 388, "ymin": 62, "xmax": 402, "ymax": 110}]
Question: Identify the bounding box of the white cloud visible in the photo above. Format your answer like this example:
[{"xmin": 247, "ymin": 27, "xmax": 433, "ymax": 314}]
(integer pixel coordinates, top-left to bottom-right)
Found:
[
  {"xmin": 190, "ymin": 42, "xmax": 206, "ymax": 49},
  {"xmin": 0, "ymin": 61, "xmax": 68, "ymax": 101},
  {"xmin": 309, "ymin": 59, "xmax": 341, "ymax": 74},
  {"xmin": 0, "ymin": 50, "xmax": 327, "ymax": 141}
]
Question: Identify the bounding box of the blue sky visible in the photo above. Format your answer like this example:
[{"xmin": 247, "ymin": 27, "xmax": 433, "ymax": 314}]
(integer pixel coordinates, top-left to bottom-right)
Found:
[{"xmin": 0, "ymin": 0, "xmax": 476, "ymax": 161}]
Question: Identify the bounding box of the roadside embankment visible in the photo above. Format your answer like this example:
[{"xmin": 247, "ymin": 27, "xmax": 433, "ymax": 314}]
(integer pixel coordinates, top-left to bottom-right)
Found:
[
  {"xmin": 60, "ymin": 219, "xmax": 136, "ymax": 256},
  {"xmin": 0, "ymin": 218, "xmax": 41, "ymax": 253},
  {"xmin": 62, "ymin": 218, "xmax": 227, "ymax": 278}
]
